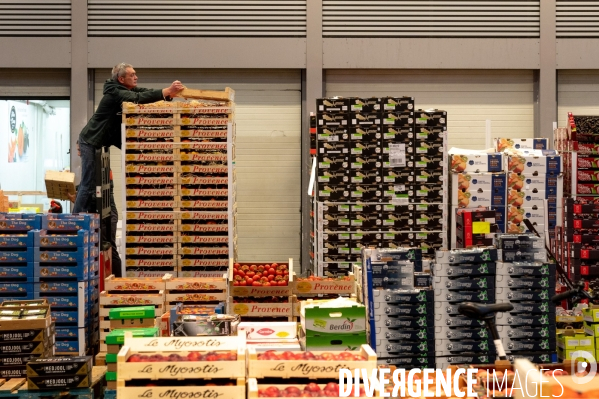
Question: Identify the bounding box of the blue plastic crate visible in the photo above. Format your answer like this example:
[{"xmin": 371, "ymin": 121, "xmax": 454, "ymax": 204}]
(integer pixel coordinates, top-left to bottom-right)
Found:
[{"xmin": 31, "ymin": 229, "xmax": 89, "ymax": 248}]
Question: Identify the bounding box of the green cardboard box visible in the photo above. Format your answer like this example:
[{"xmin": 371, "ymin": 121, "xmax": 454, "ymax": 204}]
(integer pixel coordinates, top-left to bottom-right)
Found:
[
  {"xmin": 582, "ymin": 307, "xmax": 599, "ymax": 323},
  {"xmin": 301, "ymin": 302, "xmax": 366, "ymax": 335},
  {"xmin": 109, "ymin": 306, "xmax": 155, "ymax": 320},
  {"xmin": 301, "ymin": 331, "xmax": 367, "ymax": 352},
  {"xmin": 105, "ymin": 328, "xmax": 159, "ymax": 345},
  {"xmin": 557, "ymin": 332, "xmax": 592, "ymax": 350},
  {"xmin": 585, "ymin": 322, "xmax": 599, "ymax": 337}
]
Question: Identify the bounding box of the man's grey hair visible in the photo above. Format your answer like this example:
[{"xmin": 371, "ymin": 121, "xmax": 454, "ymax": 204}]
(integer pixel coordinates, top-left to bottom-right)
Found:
[{"xmin": 112, "ymin": 63, "xmax": 133, "ymax": 80}]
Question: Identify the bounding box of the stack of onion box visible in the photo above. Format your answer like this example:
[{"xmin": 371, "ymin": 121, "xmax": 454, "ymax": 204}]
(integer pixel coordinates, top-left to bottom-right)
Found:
[
  {"xmin": 26, "ymin": 356, "xmax": 93, "ymax": 389},
  {"xmin": 0, "ymin": 299, "xmax": 54, "ymax": 379}
]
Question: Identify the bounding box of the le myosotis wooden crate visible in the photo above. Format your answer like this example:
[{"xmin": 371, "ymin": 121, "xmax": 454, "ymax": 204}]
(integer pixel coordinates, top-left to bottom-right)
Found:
[
  {"xmin": 248, "ymin": 344, "xmax": 376, "ymax": 379},
  {"xmin": 117, "ymin": 334, "xmax": 246, "ymax": 380}
]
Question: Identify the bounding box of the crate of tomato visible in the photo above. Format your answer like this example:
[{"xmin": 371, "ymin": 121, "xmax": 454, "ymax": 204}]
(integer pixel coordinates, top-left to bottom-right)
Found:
[{"xmin": 229, "ymin": 259, "xmax": 294, "ymax": 297}]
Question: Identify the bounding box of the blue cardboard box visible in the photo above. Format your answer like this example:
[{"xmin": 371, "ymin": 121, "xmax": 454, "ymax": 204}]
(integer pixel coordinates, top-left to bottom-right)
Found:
[
  {"xmin": 0, "ymin": 249, "xmax": 33, "ymax": 263},
  {"xmin": 0, "ymin": 282, "xmax": 32, "ymax": 294},
  {"xmin": 43, "ymin": 215, "xmax": 93, "ymax": 232},
  {"xmin": 90, "ymin": 232, "xmax": 100, "ymax": 244},
  {"xmin": 0, "ymin": 234, "xmax": 33, "ymax": 248},
  {"xmin": 33, "ymin": 262, "xmax": 90, "ymax": 281},
  {"xmin": 35, "ymin": 292, "xmax": 88, "ymax": 309},
  {"xmin": 0, "ymin": 293, "xmax": 34, "ymax": 301},
  {"xmin": 54, "ymin": 326, "xmax": 82, "ymax": 339},
  {"xmin": 89, "ymin": 245, "xmax": 99, "ymax": 259},
  {"xmin": 51, "ymin": 310, "xmax": 83, "ymax": 325},
  {"xmin": 31, "ymin": 230, "xmax": 89, "ymax": 248},
  {"xmin": 55, "ymin": 337, "xmax": 85, "ymax": 355},
  {"xmin": 89, "ymin": 259, "xmax": 99, "ymax": 274},
  {"xmin": 0, "ymin": 216, "xmax": 42, "ymax": 232},
  {"xmin": 33, "ymin": 247, "xmax": 88, "ymax": 263},
  {"xmin": 34, "ymin": 280, "xmax": 86, "ymax": 294},
  {"xmin": 0, "ymin": 264, "xmax": 33, "ymax": 279}
]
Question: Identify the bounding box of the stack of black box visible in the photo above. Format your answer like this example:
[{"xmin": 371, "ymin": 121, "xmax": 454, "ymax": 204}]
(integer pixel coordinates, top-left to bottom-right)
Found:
[
  {"xmin": 313, "ymin": 97, "xmax": 447, "ymax": 276},
  {"xmin": 433, "ymin": 248, "xmax": 498, "ymax": 369},
  {"xmin": 495, "ymin": 234, "xmax": 557, "ymax": 364},
  {"xmin": 364, "ymin": 248, "xmax": 435, "ymax": 369}
]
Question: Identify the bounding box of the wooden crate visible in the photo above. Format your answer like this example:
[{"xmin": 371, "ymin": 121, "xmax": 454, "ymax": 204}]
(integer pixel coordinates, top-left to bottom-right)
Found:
[
  {"xmin": 44, "ymin": 170, "xmax": 75, "ymax": 201},
  {"xmin": 247, "ymin": 379, "xmax": 379, "ymax": 398},
  {"xmin": 179, "ymin": 87, "xmax": 235, "ymax": 102},
  {"xmin": 228, "ymin": 296, "xmax": 293, "ymax": 319},
  {"xmin": 180, "ymin": 128, "xmax": 228, "ymax": 139},
  {"xmin": 229, "ymin": 259, "xmax": 293, "ymax": 297},
  {"xmin": 117, "ymin": 335, "xmax": 245, "ymax": 380},
  {"xmin": 165, "ymin": 276, "xmax": 227, "ymax": 292},
  {"xmin": 248, "ymin": 344, "xmax": 376, "ymax": 379},
  {"xmin": 124, "ymin": 116, "xmax": 176, "ymax": 126},
  {"xmin": 99, "ymin": 291, "xmax": 165, "ymax": 307},
  {"xmin": 95, "ymin": 352, "xmax": 107, "ymax": 366},
  {"xmin": 117, "ymin": 378, "xmax": 245, "ymax": 399},
  {"xmin": 292, "ymin": 273, "xmax": 356, "ymax": 296},
  {"xmin": 125, "ymin": 164, "xmax": 177, "ymax": 174},
  {"xmin": 104, "ymin": 275, "xmax": 169, "ymax": 292}
]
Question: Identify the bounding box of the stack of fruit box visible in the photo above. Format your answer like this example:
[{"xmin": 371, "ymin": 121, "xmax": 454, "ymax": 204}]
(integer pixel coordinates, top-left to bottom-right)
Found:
[
  {"xmin": 0, "ymin": 299, "xmax": 54, "ymax": 379},
  {"xmin": 228, "ymin": 260, "xmax": 294, "ymax": 321},
  {"xmin": 36, "ymin": 214, "xmax": 100, "ymax": 355},
  {"xmin": 121, "ymin": 97, "xmax": 237, "ymax": 279},
  {"xmin": 26, "ymin": 356, "xmax": 93, "ymax": 390},
  {"xmin": 164, "ymin": 276, "xmax": 227, "ymax": 311},
  {"xmin": 99, "ymin": 275, "xmax": 168, "ymax": 353},
  {"xmin": 247, "ymin": 343, "xmax": 376, "ymax": 398},
  {"xmin": 116, "ymin": 334, "xmax": 246, "ymax": 398},
  {"xmin": 313, "ymin": 97, "xmax": 448, "ymax": 277},
  {"xmin": 104, "ymin": 327, "xmax": 159, "ymax": 389},
  {"xmin": 0, "ymin": 213, "xmax": 41, "ymax": 302}
]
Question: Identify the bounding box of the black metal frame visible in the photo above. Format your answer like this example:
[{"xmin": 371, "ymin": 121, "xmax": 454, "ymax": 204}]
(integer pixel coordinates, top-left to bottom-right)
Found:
[{"xmin": 95, "ymin": 147, "xmax": 112, "ymax": 250}]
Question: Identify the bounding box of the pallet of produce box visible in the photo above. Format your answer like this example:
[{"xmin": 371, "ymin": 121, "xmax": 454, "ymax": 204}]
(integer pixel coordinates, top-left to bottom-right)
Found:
[
  {"xmin": 248, "ymin": 379, "xmax": 372, "ymax": 398},
  {"xmin": 230, "ymin": 260, "xmax": 293, "ymax": 296},
  {"xmin": 229, "ymin": 296, "xmax": 294, "ymax": 319},
  {"xmin": 248, "ymin": 345, "xmax": 375, "ymax": 379},
  {"xmin": 117, "ymin": 335, "xmax": 245, "ymax": 380},
  {"xmin": 293, "ymin": 273, "xmax": 356, "ymax": 296}
]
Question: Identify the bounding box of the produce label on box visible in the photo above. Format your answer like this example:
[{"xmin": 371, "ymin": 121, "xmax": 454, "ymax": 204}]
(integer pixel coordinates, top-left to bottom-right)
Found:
[
  {"xmin": 123, "ymin": 336, "xmax": 240, "ymax": 351},
  {"xmin": 232, "ymin": 302, "xmax": 292, "ymax": 317}
]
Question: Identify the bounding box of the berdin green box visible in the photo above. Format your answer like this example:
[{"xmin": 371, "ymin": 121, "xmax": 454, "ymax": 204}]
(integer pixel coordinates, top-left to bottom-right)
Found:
[
  {"xmin": 301, "ymin": 303, "xmax": 366, "ymax": 335},
  {"xmin": 105, "ymin": 328, "xmax": 159, "ymax": 345},
  {"xmin": 108, "ymin": 306, "xmax": 155, "ymax": 320},
  {"xmin": 302, "ymin": 332, "xmax": 367, "ymax": 352}
]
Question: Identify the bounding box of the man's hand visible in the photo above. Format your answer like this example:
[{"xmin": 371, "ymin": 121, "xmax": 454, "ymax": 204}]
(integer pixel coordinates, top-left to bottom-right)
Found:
[
  {"xmin": 164, "ymin": 80, "xmax": 185, "ymax": 98},
  {"xmin": 67, "ymin": 192, "xmax": 77, "ymax": 203}
]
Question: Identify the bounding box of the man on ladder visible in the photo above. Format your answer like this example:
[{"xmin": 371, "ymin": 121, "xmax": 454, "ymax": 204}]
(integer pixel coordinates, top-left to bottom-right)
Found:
[{"xmin": 72, "ymin": 63, "xmax": 184, "ymax": 276}]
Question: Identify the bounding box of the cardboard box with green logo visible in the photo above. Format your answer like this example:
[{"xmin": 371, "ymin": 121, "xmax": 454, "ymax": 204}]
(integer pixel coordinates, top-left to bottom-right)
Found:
[{"xmin": 300, "ymin": 298, "xmax": 367, "ymax": 350}]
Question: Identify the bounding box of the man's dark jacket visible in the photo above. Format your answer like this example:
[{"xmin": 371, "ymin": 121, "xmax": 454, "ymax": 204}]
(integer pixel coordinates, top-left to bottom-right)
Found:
[{"xmin": 79, "ymin": 79, "xmax": 166, "ymax": 149}]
